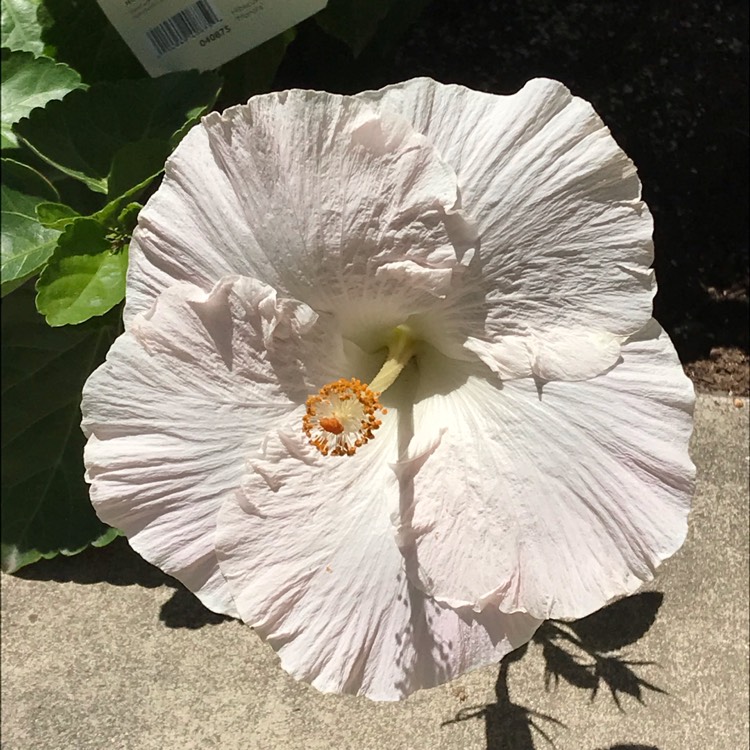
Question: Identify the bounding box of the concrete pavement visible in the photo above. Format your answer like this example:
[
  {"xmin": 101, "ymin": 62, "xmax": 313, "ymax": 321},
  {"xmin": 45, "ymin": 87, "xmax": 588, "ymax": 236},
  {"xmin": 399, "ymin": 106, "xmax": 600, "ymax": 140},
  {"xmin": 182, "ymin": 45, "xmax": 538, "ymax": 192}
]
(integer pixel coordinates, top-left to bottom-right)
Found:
[{"xmin": 2, "ymin": 393, "xmax": 748, "ymax": 750}]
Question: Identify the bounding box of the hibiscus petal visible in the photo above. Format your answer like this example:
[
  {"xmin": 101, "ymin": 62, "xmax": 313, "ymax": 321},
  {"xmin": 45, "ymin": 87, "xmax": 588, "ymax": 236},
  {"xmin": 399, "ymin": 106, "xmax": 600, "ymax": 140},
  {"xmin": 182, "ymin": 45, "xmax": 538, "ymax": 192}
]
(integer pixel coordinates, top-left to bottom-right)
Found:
[
  {"xmin": 215, "ymin": 419, "xmax": 540, "ymax": 700},
  {"xmin": 126, "ymin": 90, "xmax": 471, "ymax": 353},
  {"xmin": 464, "ymin": 326, "xmax": 624, "ymax": 381},
  {"xmin": 360, "ymin": 77, "xmax": 654, "ymax": 379},
  {"xmin": 82, "ymin": 275, "xmax": 343, "ymax": 616},
  {"xmin": 399, "ymin": 320, "xmax": 694, "ymax": 620}
]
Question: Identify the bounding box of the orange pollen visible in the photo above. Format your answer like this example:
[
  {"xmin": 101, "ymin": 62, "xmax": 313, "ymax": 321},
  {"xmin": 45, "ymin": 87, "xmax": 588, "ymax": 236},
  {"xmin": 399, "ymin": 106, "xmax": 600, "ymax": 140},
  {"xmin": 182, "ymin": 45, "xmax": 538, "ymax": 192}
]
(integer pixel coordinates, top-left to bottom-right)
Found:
[{"xmin": 302, "ymin": 377, "xmax": 386, "ymax": 457}]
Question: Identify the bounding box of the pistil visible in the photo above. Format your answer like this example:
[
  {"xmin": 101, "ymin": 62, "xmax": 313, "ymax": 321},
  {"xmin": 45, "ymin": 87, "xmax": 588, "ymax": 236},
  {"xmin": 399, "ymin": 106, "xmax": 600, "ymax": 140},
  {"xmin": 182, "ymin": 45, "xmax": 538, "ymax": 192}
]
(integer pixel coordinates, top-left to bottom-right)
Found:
[
  {"xmin": 302, "ymin": 325, "xmax": 416, "ymax": 456},
  {"xmin": 369, "ymin": 325, "xmax": 417, "ymax": 394}
]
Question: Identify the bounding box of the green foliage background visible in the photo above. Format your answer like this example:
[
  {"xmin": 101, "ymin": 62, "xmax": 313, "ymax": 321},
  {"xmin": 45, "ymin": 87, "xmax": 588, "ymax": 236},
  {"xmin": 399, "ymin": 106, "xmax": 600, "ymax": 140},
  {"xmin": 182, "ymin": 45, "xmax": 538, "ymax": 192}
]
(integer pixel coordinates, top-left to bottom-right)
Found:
[{"xmin": 0, "ymin": 0, "xmax": 426, "ymax": 572}]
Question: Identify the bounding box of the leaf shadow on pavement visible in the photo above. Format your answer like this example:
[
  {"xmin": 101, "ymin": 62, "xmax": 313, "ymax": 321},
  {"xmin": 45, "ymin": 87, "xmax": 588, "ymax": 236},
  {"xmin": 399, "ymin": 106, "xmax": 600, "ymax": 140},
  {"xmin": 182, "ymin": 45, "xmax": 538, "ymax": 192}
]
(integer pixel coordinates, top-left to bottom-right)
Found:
[
  {"xmin": 14, "ymin": 536, "xmax": 669, "ymax": 742},
  {"xmin": 443, "ymin": 591, "xmax": 666, "ymax": 750},
  {"xmin": 12, "ymin": 535, "xmax": 229, "ymax": 629}
]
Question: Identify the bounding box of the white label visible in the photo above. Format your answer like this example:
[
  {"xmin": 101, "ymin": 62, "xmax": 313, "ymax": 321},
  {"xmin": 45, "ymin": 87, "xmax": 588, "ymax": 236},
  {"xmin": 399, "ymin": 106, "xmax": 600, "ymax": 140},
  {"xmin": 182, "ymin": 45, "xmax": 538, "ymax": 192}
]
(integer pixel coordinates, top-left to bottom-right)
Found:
[{"xmin": 96, "ymin": 0, "xmax": 327, "ymax": 77}]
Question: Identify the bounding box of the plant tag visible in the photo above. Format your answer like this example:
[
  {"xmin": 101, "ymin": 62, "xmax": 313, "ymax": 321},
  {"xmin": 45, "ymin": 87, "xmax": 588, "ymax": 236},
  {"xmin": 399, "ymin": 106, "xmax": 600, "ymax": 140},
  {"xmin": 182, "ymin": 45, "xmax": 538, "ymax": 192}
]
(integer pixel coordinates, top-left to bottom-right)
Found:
[{"xmin": 95, "ymin": 0, "xmax": 326, "ymax": 77}]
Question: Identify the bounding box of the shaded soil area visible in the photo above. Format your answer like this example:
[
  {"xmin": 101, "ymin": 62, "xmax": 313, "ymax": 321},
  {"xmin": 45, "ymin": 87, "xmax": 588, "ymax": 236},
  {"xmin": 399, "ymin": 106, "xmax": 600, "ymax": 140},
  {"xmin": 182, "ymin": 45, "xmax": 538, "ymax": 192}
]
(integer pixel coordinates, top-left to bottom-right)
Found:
[
  {"xmin": 685, "ymin": 346, "xmax": 749, "ymax": 396},
  {"xmin": 279, "ymin": 0, "xmax": 749, "ymax": 393}
]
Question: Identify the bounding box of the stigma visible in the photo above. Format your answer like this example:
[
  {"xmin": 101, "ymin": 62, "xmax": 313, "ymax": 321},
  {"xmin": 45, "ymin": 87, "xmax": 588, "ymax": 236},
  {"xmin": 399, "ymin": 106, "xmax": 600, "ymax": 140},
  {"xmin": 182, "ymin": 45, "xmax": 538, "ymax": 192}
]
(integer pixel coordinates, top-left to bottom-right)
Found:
[
  {"xmin": 303, "ymin": 326, "xmax": 416, "ymax": 457},
  {"xmin": 303, "ymin": 378, "xmax": 386, "ymax": 456}
]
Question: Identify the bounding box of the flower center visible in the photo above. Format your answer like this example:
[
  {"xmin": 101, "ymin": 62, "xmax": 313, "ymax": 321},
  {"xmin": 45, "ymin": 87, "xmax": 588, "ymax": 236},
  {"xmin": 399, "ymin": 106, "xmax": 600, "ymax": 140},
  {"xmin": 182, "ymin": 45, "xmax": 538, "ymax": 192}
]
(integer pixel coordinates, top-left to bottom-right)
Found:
[{"xmin": 303, "ymin": 326, "xmax": 416, "ymax": 457}]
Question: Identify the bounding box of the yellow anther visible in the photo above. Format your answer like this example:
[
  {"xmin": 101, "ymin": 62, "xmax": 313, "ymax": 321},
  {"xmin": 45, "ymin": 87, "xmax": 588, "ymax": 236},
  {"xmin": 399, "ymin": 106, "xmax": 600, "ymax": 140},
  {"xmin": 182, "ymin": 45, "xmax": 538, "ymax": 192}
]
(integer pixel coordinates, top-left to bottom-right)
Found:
[
  {"xmin": 302, "ymin": 326, "xmax": 415, "ymax": 457},
  {"xmin": 303, "ymin": 378, "xmax": 384, "ymax": 457}
]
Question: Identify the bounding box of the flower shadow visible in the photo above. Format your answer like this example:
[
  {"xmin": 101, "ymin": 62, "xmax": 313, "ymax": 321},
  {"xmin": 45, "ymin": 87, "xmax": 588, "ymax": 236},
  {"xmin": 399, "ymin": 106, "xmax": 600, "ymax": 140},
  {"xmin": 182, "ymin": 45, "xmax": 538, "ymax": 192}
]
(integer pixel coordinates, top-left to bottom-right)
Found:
[
  {"xmin": 11, "ymin": 537, "xmax": 229, "ymax": 629},
  {"xmin": 443, "ymin": 591, "xmax": 666, "ymax": 750},
  {"xmin": 444, "ymin": 643, "xmax": 566, "ymax": 750}
]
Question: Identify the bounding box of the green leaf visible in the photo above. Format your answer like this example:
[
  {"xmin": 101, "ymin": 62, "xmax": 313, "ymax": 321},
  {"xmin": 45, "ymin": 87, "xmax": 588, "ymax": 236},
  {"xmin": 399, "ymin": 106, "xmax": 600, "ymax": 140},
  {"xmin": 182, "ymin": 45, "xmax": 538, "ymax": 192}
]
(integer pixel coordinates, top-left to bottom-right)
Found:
[
  {"xmin": 218, "ymin": 28, "xmax": 296, "ymax": 108},
  {"xmin": 315, "ymin": 0, "xmax": 395, "ymax": 56},
  {"xmin": 116, "ymin": 202, "xmax": 142, "ymax": 235},
  {"xmin": 92, "ymin": 175, "xmax": 152, "ymax": 227},
  {"xmin": 1, "ymin": 285, "xmax": 120, "ymax": 573},
  {"xmin": 1, "ymin": 158, "xmax": 60, "ymax": 292},
  {"xmin": 35, "ymin": 200, "xmax": 79, "ymax": 229},
  {"xmin": 1, "ymin": 0, "xmax": 47, "ymax": 54},
  {"xmin": 1, "ymin": 155, "xmax": 57, "ymax": 200},
  {"xmin": 35, "ymin": 217, "xmax": 128, "ymax": 326},
  {"xmin": 1, "ymin": 274, "xmax": 32, "ymax": 296},
  {"xmin": 15, "ymin": 70, "xmax": 222, "ymax": 194},
  {"xmin": 41, "ymin": 0, "xmax": 144, "ymax": 84},
  {"xmin": 1, "ymin": 50, "xmax": 84, "ymax": 149},
  {"xmin": 107, "ymin": 138, "xmax": 171, "ymax": 201},
  {"xmin": 53, "ymin": 175, "xmax": 108, "ymax": 218}
]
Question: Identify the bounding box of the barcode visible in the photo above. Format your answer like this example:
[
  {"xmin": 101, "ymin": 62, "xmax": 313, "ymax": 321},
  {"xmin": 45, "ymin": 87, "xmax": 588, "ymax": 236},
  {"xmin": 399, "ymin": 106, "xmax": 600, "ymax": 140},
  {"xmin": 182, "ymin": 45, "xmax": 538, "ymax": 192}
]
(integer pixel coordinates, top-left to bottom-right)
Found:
[{"xmin": 146, "ymin": 0, "xmax": 221, "ymax": 56}]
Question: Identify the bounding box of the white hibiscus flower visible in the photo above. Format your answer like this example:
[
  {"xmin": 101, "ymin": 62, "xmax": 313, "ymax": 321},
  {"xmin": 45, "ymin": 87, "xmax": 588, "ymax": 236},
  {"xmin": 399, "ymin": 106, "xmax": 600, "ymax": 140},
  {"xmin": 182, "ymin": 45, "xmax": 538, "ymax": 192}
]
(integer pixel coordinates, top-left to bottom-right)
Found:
[{"xmin": 81, "ymin": 78, "xmax": 695, "ymax": 700}]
